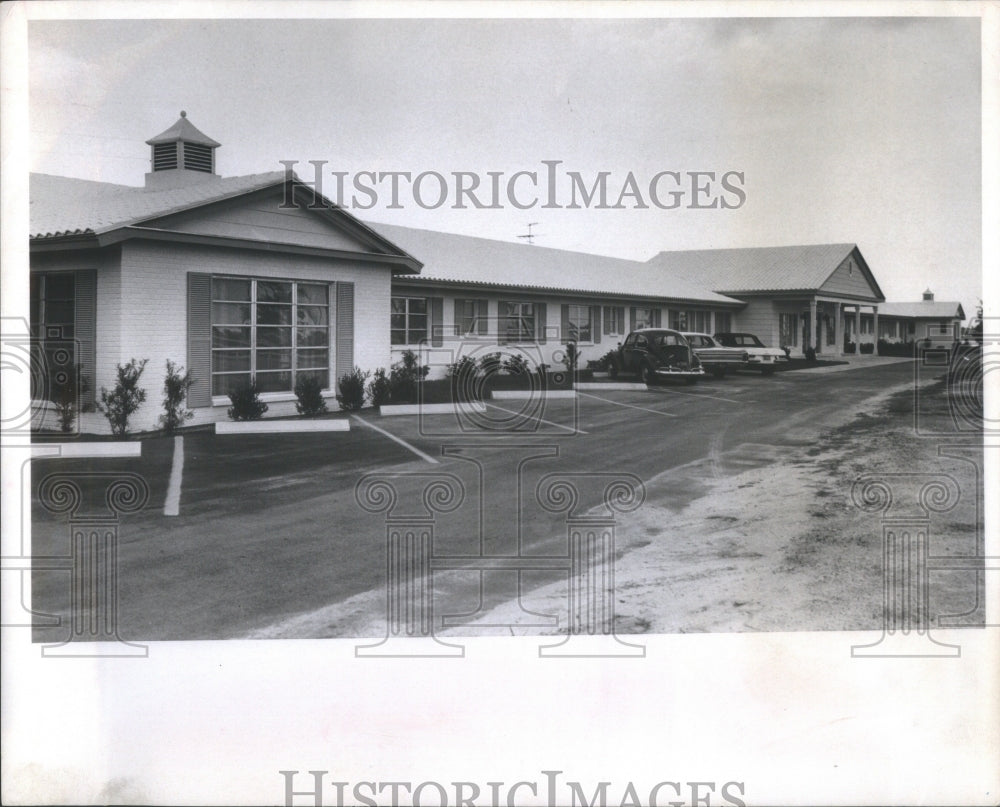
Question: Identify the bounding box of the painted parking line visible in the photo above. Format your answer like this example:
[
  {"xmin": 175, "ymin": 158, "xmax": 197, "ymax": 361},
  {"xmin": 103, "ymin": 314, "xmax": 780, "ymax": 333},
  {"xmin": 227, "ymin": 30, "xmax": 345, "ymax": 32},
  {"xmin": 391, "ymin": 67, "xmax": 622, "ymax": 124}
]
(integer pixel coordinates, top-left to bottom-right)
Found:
[
  {"xmin": 578, "ymin": 391, "xmax": 679, "ymax": 418},
  {"xmin": 164, "ymin": 435, "xmax": 184, "ymax": 517},
  {"xmin": 350, "ymin": 415, "xmax": 439, "ymax": 464},
  {"xmin": 484, "ymin": 402, "xmax": 588, "ymax": 434},
  {"xmin": 646, "ymin": 387, "xmax": 751, "ymax": 404}
]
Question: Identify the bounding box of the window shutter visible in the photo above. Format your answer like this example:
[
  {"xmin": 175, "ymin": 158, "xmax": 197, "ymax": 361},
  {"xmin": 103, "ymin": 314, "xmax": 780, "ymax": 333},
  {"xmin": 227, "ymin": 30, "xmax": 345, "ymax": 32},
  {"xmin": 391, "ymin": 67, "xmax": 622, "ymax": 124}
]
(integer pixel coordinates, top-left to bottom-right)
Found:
[
  {"xmin": 653, "ymin": 309, "xmax": 662, "ymax": 328},
  {"xmin": 335, "ymin": 281, "xmax": 355, "ymax": 380},
  {"xmin": 561, "ymin": 304, "xmax": 571, "ymax": 341},
  {"xmin": 630, "ymin": 307, "xmax": 636, "ymax": 332},
  {"xmin": 536, "ymin": 303, "xmax": 547, "ymax": 344},
  {"xmin": 477, "ymin": 299, "xmax": 488, "ymax": 335},
  {"xmin": 454, "ymin": 299, "xmax": 466, "ymax": 336},
  {"xmin": 430, "ymin": 297, "xmax": 443, "ymax": 347},
  {"xmin": 617, "ymin": 308, "xmax": 625, "ymax": 335},
  {"xmin": 187, "ymin": 273, "xmax": 212, "ymax": 408},
  {"xmin": 591, "ymin": 306, "xmax": 601, "ymax": 344},
  {"xmin": 74, "ymin": 269, "xmax": 97, "ymax": 409}
]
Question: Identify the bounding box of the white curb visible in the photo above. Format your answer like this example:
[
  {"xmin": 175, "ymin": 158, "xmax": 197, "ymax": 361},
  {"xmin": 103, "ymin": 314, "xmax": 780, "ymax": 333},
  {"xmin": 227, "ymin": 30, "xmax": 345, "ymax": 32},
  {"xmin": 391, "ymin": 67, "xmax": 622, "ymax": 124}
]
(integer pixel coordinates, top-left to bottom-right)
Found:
[
  {"xmin": 574, "ymin": 382, "xmax": 648, "ymax": 391},
  {"xmin": 36, "ymin": 442, "xmax": 143, "ymax": 458},
  {"xmin": 215, "ymin": 420, "xmax": 350, "ymax": 434},
  {"xmin": 379, "ymin": 402, "xmax": 487, "ymax": 417},
  {"xmin": 491, "ymin": 390, "xmax": 577, "ymax": 400}
]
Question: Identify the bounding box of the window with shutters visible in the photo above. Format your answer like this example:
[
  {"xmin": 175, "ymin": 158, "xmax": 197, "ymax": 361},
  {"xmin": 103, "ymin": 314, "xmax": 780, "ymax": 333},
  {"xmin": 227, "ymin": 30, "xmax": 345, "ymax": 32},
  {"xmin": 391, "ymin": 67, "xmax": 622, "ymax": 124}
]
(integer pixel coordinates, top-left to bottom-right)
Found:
[
  {"xmin": 500, "ymin": 301, "xmax": 535, "ymax": 343},
  {"xmin": 211, "ymin": 277, "xmax": 329, "ymax": 396},
  {"xmin": 30, "ymin": 272, "xmax": 78, "ymax": 400},
  {"xmin": 634, "ymin": 307, "xmax": 655, "ymax": 330},
  {"xmin": 566, "ymin": 305, "xmax": 592, "ymax": 342},
  {"xmin": 603, "ymin": 305, "xmax": 625, "ymax": 337},
  {"xmin": 390, "ymin": 296, "xmax": 428, "ymax": 345},
  {"xmin": 455, "ymin": 299, "xmax": 487, "ymax": 336}
]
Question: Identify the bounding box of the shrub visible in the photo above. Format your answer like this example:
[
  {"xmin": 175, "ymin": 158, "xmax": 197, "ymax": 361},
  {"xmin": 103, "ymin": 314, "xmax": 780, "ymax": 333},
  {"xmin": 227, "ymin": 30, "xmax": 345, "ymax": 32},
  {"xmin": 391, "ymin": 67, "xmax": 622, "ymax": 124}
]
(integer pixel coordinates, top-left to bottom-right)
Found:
[
  {"xmin": 560, "ymin": 342, "xmax": 579, "ymax": 375},
  {"xmin": 446, "ymin": 356, "xmax": 482, "ymax": 402},
  {"xmin": 98, "ymin": 358, "xmax": 148, "ymax": 437},
  {"xmin": 227, "ymin": 381, "xmax": 269, "ymax": 421},
  {"xmin": 844, "ymin": 341, "xmax": 857, "ymax": 354},
  {"xmin": 294, "ymin": 374, "xmax": 329, "ymax": 416},
  {"xmin": 51, "ymin": 363, "xmax": 89, "ymax": 434},
  {"xmin": 366, "ymin": 367, "xmax": 391, "ymax": 408},
  {"xmin": 445, "ymin": 355, "xmax": 478, "ymax": 380},
  {"xmin": 477, "ymin": 352, "xmax": 503, "ymax": 376},
  {"xmin": 503, "ymin": 353, "xmax": 530, "ymax": 375},
  {"xmin": 389, "ymin": 350, "xmax": 429, "ymax": 404},
  {"xmin": 593, "ymin": 349, "xmax": 618, "ymax": 372},
  {"xmin": 804, "ymin": 346, "xmax": 817, "ymax": 362},
  {"xmin": 336, "ymin": 367, "xmax": 369, "ymax": 411},
  {"xmin": 159, "ymin": 360, "xmax": 194, "ymax": 434},
  {"xmin": 860, "ymin": 342, "xmax": 875, "ymax": 354}
]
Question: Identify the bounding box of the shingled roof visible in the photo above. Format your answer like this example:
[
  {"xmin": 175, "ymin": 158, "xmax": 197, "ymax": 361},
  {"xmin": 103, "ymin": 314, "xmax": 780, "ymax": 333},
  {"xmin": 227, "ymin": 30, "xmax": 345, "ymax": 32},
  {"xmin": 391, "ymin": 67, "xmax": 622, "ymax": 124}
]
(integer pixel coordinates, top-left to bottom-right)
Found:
[
  {"xmin": 29, "ymin": 171, "xmax": 286, "ymax": 239},
  {"xmin": 365, "ymin": 221, "xmax": 744, "ymax": 306},
  {"xmin": 646, "ymin": 243, "xmax": 882, "ymax": 297},
  {"xmin": 877, "ymin": 300, "xmax": 966, "ymax": 319}
]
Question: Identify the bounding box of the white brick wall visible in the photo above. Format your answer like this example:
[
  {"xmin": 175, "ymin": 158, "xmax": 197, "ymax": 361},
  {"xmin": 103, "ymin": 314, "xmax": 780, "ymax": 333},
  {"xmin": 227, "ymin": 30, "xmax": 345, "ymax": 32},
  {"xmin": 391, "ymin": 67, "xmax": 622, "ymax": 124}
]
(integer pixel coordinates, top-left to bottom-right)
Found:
[{"xmin": 110, "ymin": 241, "xmax": 393, "ymax": 432}]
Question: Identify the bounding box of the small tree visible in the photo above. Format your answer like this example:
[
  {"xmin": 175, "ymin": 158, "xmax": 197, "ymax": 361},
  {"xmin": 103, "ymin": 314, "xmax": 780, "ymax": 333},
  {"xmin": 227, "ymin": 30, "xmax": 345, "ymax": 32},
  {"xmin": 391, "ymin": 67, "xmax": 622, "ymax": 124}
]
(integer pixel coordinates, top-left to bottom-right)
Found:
[
  {"xmin": 503, "ymin": 353, "xmax": 530, "ymax": 375},
  {"xmin": 227, "ymin": 381, "xmax": 269, "ymax": 421},
  {"xmin": 98, "ymin": 358, "xmax": 148, "ymax": 437},
  {"xmin": 51, "ymin": 363, "xmax": 89, "ymax": 434},
  {"xmin": 336, "ymin": 367, "xmax": 369, "ymax": 411},
  {"xmin": 159, "ymin": 360, "xmax": 195, "ymax": 434},
  {"xmin": 366, "ymin": 368, "xmax": 391, "ymax": 408},
  {"xmin": 561, "ymin": 342, "xmax": 579, "ymax": 376},
  {"xmin": 294, "ymin": 374, "xmax": 328, "ymax": 416}
]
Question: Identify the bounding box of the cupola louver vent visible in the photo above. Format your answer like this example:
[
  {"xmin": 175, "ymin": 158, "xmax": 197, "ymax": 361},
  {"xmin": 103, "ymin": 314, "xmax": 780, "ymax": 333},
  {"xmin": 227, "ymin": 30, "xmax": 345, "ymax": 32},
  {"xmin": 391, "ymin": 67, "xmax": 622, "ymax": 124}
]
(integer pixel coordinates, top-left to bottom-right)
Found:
[
  {"xmin": 152, "ymin": 142, "xmax": 178, "ymax": 171},
  {"xmin": 183, "ymin": 142, "xmax": 214, "ymax": 173}
]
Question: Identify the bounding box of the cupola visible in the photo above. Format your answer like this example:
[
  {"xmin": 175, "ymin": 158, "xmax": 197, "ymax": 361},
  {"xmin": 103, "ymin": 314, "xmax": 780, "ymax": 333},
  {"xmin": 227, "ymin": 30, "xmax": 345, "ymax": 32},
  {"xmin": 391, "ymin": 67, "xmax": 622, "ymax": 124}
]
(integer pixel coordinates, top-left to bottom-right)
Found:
[
  {"xmin": 144, "ymin": 111, "xmax": 221, "ymax": 189},
  {"xmin": 923, "ymin": 288, "xmax": 934, "ymax": 301}
]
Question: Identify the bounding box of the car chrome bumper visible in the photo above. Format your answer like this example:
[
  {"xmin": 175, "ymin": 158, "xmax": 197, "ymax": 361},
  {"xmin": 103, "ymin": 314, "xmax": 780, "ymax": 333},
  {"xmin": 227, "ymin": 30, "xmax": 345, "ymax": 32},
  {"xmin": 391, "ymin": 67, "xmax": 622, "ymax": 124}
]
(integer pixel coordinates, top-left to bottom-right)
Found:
[{"xmin": 653, "ymin": 367, "xmax": 705, "ymax": 376}]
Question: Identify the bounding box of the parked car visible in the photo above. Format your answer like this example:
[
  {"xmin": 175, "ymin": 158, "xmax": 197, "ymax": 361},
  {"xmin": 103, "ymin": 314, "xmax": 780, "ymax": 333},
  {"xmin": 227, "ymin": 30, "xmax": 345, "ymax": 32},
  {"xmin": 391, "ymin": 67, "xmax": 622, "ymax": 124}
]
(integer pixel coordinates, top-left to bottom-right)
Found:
[
  {"xmin": 713, "ymin": 332, "xmax": 788, "ymax": 375},
  {"xmin": 681, "ymin": 332, "xmax": 748, "ymax": 377},
  {"xmin": 609, "ymin": 328, "xmax": 704, "ymax": 384}
]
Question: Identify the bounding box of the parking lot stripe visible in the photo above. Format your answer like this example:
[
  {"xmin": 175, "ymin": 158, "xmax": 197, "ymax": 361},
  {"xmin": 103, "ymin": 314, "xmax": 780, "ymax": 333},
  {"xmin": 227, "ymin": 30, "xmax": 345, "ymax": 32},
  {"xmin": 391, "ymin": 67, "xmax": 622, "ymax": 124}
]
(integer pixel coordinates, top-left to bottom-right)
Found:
[
  {"xmin": 164, "ymin": 435, "xmax": 184, "ymax": 517},
  {"xmin": 578, "ymin": 391, "xmax": 679, "ymax": 418},
  {"xmin": 484, "ymin": 402, "xmax": 588, "ymax": 434},
  {"xmin": 647, "ymin": 387, "xmax": 749, "ymax": 404},
  {"xmin": 350, "ymin": 415, "xmax": 439, "ymax": 464}
]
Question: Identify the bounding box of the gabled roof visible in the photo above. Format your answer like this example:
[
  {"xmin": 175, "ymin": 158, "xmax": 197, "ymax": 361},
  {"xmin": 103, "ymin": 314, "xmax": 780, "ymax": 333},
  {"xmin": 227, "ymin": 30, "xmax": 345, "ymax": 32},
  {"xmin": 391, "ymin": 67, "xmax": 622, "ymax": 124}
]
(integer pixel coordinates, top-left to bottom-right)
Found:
[
  {"xmin": 646, "ymin": 243, "xmax": 884, "ymax": 299},
  {"xmin": 364, "ymin": 221, "xmax": 745, "ymax": 306},
  {"xmin": 877, "ymin": 300, "xmax": 966, "ymax": 320},
  {"xmin": 146, "ymin": 113, "xmax": 221, "ymax": 147},
  {"xmin": 30, "ymin": 172, "xmax": 285, "ymax": 238},
  {"xmin": 29, "ymin": 172, "xmax": 422, "ymax": 272}
]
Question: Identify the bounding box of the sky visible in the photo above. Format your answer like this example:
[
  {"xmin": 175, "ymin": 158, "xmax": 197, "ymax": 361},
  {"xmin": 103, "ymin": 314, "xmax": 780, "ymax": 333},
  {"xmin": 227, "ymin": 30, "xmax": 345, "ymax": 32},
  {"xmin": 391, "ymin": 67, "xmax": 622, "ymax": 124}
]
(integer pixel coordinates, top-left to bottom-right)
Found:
[{"xmin": 26, "ymin": 14, "xmax": 983, "ymax": 319}]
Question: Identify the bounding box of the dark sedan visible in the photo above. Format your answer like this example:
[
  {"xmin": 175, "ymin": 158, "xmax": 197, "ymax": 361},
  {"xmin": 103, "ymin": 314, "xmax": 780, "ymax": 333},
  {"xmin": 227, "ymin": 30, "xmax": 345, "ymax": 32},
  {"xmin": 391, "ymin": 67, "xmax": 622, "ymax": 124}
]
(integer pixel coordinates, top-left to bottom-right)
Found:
[{"xmin": 609, "ymin": 328, "xmax": 704, "ymax": 384}]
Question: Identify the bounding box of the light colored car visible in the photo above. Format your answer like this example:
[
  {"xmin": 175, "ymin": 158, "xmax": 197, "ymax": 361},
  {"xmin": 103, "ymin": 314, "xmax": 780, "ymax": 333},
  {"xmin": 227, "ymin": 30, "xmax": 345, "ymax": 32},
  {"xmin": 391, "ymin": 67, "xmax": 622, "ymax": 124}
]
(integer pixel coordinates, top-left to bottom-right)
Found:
[
  {"xmin": 713, "ymin": 332, "xmax": 788, "ymax": 375},
  {"xmin": 680, "ymin": 332, "xmax": 748, "ymax": 377}
]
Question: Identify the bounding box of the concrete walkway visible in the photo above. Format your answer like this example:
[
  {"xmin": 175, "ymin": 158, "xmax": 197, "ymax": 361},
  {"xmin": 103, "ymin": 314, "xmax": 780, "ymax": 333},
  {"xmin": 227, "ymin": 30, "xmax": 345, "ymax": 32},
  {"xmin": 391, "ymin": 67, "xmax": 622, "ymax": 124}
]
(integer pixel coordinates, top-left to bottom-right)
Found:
[{"xmin": 787, "ymin": 355, "xmax": 914, "ymax": 374}]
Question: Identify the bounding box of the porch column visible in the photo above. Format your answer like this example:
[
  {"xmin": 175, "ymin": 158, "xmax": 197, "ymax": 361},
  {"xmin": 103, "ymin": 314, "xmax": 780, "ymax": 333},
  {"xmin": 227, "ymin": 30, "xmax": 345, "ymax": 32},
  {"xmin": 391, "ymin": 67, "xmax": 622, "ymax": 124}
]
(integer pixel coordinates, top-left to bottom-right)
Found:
[
  {"xmin": 855, "ymin": 306, "xmax": 861, "ymax": 351},
  {"xmin": 835, "ymin": 303, "xmax": 845, "ymax": 355},
  {"xmin": 872, "ymin": 305, "xmax": 879, "ymax": 355},
  {"xmin": 809, "ymin": 299, "xmax": 818, "ymax": 350}
]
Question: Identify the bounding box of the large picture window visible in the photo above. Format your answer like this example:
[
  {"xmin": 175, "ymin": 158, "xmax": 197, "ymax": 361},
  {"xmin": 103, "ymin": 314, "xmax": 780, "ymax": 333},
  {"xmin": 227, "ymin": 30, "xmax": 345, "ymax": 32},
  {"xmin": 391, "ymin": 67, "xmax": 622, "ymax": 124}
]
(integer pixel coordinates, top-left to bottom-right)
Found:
[
  {"xmin": 500, "ymin": 301, "xmax": 535, "ymax": 343},
  {"xmin": 390, "ymin": 296, "xmax": 428, "ymax": 345},
  {"xmin": 211, "ymin": 277, "xmax": 329, "ymax": 396}
]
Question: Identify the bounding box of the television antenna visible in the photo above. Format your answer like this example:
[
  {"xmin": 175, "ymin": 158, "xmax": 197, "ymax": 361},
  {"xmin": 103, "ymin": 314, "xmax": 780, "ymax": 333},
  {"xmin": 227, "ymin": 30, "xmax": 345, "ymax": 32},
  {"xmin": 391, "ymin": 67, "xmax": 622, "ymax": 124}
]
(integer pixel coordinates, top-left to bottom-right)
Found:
[{"xmin": 517, "ymin": 222, "xmax": 541, "ymax": 245}]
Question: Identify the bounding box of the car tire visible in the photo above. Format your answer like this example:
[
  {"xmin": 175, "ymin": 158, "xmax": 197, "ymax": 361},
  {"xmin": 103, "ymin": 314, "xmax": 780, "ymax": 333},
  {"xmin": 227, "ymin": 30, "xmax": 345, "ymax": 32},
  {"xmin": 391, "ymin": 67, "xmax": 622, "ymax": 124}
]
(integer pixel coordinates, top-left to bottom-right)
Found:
[{"xmin": 641, "ymin": 364, "xmax": 656, "ymax": 385}]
